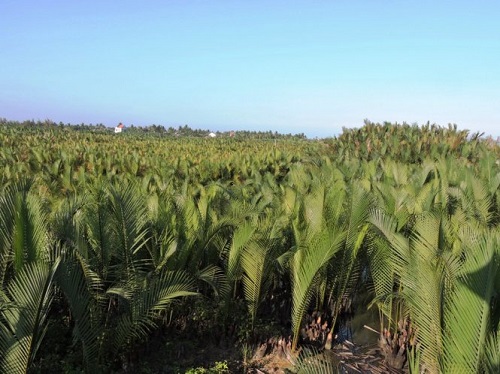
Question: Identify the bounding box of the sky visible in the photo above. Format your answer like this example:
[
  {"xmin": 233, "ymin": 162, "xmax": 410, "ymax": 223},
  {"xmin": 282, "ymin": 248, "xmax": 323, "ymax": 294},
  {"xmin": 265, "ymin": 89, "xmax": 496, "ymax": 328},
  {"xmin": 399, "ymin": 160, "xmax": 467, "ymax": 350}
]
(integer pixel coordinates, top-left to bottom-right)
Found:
[{"xmin": 1, "ymin": 0, "xmax": 499, "ymax": 138}]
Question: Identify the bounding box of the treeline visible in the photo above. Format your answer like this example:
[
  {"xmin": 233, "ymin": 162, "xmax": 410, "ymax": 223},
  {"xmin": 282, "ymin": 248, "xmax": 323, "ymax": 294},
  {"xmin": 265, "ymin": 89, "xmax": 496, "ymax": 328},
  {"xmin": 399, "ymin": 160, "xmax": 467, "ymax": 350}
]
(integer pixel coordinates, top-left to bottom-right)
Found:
[{"xmin": 0, "ymin": 118, "xmax": 307, "ymax": 140}]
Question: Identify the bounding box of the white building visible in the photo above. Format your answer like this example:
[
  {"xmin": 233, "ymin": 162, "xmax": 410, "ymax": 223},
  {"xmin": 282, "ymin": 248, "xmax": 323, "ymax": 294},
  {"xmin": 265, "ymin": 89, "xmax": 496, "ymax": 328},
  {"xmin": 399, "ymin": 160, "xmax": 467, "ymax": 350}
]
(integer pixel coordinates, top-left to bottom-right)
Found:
[{"xmin": 115, "ymin": 123, "xmax": 124, "ymax": 133}]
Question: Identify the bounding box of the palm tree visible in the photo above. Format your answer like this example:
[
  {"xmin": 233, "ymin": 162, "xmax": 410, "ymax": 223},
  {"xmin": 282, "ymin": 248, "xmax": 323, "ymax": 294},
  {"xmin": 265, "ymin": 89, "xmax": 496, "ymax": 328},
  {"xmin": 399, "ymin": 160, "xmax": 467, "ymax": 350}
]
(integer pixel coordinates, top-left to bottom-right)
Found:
[
  {"xmin": 371, "ymin": 208, "xmax": 500, "ymax": 373},
  {"xmin": 226, "ymin": 215, "xmax": 284, "ymax": 329},
  {"xmin": 285, "ymin": 167, "xmax": 370, "ymax": 351},
  {"xmin": 41, "ymin": 181, "xmax": 200, "ymax": 370}
]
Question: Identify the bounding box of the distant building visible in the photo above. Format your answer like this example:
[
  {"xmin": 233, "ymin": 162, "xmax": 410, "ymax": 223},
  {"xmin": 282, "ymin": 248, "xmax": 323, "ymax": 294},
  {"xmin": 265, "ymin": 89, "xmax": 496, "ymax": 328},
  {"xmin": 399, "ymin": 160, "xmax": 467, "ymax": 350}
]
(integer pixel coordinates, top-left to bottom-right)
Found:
[
  {"xmin": 115, "ymin": 123, "xmax": 124, "ymax": 133},
  {"xmin": 208, "ymin": 132, "xmax": 216, "ymax": 138}
]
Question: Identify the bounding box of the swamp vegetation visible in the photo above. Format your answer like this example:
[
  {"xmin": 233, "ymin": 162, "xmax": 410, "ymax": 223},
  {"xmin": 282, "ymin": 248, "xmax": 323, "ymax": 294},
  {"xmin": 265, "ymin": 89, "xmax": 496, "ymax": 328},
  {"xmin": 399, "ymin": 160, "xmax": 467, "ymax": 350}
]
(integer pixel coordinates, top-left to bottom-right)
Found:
[{"xmin": 0, "ymin": 119, "xmax": 499, "ymax": 373}]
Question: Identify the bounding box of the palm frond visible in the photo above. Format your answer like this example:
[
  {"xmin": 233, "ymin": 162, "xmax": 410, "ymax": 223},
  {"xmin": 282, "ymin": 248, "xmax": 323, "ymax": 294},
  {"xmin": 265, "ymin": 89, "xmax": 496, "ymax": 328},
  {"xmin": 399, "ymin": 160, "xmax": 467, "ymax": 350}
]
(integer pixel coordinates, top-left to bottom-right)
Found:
[
  {"xmin": 111, "ymin": 270, "xmax": 198, "ymax": 352},
  {"xmin": 442, "ymin": 233, "xmax": 499, "ymax": 373},
  {"xmin": 483, "ymin": 327, "xmax": 500, "ymax": 374},
  {"xmin": 197, "ymin": 264, "xmax": 230, "ymax": 299},
  {"xmin": 226, "ymin": 222, "xmax": 255, "ymax": 282},
  {"xmin": 0, "ymin": 259, "xmax": 60, "ymax": 373},
  {"xmin": 0, "ymin": 180, "xmax": 48, "ymax": 277},
  {"xmin": 84, "ymin": 184, "xmax": 114, "ymax": 280},
  {"xmin": 56, "ymin": 251, "xmax": 102, "ymax": 370},
  {"xmin": 290, "ymin": 229, "xmax": 346, "ymax": 350},
  {"xmin": 107, "ymin": 182, "xmax": 149, "ymax": 258},
  {"xmin": 398, "ymin": 215, "xmax": 444, "ymax": 372},
  {"xmin": 240, "ymin": 236, "xmax": 276, "ymax": 327},
  {"xmin": 327, "ymin": 184, "xmax": 371, "ymax": 329}
]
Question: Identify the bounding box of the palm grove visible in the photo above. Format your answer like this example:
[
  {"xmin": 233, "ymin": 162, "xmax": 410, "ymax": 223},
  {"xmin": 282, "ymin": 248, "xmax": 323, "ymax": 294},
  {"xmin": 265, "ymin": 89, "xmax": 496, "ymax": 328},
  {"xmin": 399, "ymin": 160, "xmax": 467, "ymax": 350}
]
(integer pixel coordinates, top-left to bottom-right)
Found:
[{"xmin": 0, "ymin": 120, "xmax": 499, "ymax": 373}]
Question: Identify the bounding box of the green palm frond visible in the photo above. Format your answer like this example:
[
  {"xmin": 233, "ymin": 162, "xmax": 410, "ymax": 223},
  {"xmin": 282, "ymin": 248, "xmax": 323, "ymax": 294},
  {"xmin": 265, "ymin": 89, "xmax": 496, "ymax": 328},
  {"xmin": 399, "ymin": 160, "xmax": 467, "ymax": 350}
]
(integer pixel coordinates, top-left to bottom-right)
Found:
[
  {"xmin": 290, "ymin": 229, "xmax": 346, "ymax": 350},
  {"xmin": 410, "ymin": 180, "xmax": 438, "ymax": 215},
  {"xmin": 0, "ymin": 186, "xmax": 17, "ymax": 283},
  {"xmin": 226, "ymin": 222, "xmax": 255, "ymax": 282},
  {"xmin": 442, "ymin": 233, "xmax": 499, "ymax": 373},
  {"xmin": 172, "ymin": 187, "xmax": 235, "ymax": 273},
  {"xmin": 13, "ymin": 192, "xmax": 48, "ymax": 269},
  {"xmin": 197, "ymin": 264, "xmax": 230, "ymax": 299},
  {"xmin": 144, "ymin": 193, "xmax": 178, "ymax": 271},
  {"xmin": 369, "ymin": 211, "xmax": 442, "ymax": 370},
  {"xmin": 367, "ymin": 209, "xmax": 409, "ymax": 332},
  {"xmin": 483, "ymin": 327, "xmax": 500, "ymax": 374},
  {"xmin": 111, "ymin": 270, "xmax": 198, "ymax": 352},
  {"xmin": 397, "ymin": 215, "xmax": 445, "ymax": 372},
  {"xmin": 460, "ymin": 174, "xmax": 493, "ymax": 225},
  {"xmin": 368, "ymin": 209, "xmax": 409, "ymax": 263},
  {"xmin": 0, "ymin": 180, "xmax": 48, "ymax": 278},
  {"xmin": 240, "ymin": 240, "xmax": 267, "ymax": 326},
  {"xmin": 107, "ymin": 182, "xmax": 149, "ymax": 258},
  {"xmin": 327, "ymin": 184, "xmax": 371, "ymax": 329},
  {"xmin": 0, "ymin": 259, "xmax": 60, "ymax": 374},
  {"xmin": 84, "ymin": 184, "xmax": 114, "ymax": 280},
  {"xmin": 302, "ymin": 183, "xmax": 325, "ymax": 234},
  {"xmin": 240, "ymin": 235, "xmax": 276, "ymax": 327},
  {"xmin": 56, "ymin": 252, "xmax": 102, "ymax": 370},
  {"xmin": 366, "ymin": 235, "xmax": 396, "ymax": 315},
  {"xmin": 50, "ymin": 193, "xmax": 87, "ymax": 253}
]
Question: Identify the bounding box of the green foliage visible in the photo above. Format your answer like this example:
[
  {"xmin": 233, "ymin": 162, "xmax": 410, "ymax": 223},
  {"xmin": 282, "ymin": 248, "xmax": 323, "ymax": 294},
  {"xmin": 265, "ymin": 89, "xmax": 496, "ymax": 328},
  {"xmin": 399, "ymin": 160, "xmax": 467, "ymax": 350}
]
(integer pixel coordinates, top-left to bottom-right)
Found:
[
  {"xmin": 0, "ymin": 120, "xmax": 499, "ymax": 372},
  {"xmin": 185, "ymin": 360, "xmax": 229, "ymax": 374},
  {"xmin": 0, "ymin": 260, "xmax": 60, "ymax": 373}
]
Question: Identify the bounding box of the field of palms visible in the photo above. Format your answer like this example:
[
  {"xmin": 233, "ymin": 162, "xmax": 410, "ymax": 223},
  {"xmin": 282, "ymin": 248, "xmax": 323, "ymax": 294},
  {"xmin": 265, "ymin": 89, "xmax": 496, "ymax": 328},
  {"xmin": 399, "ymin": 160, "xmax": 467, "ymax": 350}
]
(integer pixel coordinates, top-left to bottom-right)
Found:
[{"xmin": 0, "ymin": 120, "xmax": 499, "ymax": 373}]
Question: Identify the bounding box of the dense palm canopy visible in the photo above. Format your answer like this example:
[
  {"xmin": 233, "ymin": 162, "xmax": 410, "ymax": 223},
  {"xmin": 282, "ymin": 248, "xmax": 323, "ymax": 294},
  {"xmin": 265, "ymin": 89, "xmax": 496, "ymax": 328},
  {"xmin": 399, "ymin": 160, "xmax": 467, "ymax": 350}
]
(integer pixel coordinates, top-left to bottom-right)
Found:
[{"xmin": 0, "ymin": 119, "xmax": 499, "ymax": 372}]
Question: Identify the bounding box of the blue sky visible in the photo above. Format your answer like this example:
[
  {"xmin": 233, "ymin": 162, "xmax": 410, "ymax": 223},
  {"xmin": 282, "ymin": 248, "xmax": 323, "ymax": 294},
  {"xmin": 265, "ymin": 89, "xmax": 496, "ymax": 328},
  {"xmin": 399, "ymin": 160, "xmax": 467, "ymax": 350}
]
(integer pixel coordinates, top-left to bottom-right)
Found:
[{"xmin": 1, "ymin": 0, "xmax": 499, "ymax": 138}]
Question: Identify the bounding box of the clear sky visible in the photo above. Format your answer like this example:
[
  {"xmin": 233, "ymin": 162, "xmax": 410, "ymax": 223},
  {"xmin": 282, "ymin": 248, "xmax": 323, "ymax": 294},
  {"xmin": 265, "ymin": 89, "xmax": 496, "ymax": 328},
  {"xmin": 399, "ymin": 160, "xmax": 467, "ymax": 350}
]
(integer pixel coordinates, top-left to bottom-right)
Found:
[{"xmin": 1, "ymin": 0, "xmax": 499, "ymax": 138}]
